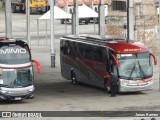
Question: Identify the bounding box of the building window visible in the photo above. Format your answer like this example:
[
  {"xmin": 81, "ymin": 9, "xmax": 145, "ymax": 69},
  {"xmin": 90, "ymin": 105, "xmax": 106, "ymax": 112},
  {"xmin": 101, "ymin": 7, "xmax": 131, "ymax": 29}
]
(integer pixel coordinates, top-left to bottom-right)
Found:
[{"xmin": 112, "ymin": 1, "xmax": 126, "ymax": 11}]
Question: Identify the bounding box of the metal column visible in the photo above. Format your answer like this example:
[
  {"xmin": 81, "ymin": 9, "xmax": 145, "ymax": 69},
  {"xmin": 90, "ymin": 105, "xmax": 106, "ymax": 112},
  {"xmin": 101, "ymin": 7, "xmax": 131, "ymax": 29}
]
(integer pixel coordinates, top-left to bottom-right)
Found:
[
  {"xmin": 98, "ymin": 0, "xmax": 105, "ymax": 37},
  {"xmin": 158, "ymin": 0, "xmax": 160, "ymax": 91},
  {"xmin": 26, "ymin": 0, "xmax": 31, "ymax": 47},
  {"xmin": 50, "ymin": 0, "xmax": 55, "ymax": 67},
  {"xmin": 5, "ymin": 0, "xmax": 12, "ymax": 38},
  {"xmin": 127, "ymin": 0, "xmax": 135, "ymax": 42},
  {"xmin": 72, "ymin": 0, "xmax": 79, "ymax": 36},
  {"xmin": 66, "ymin": 0, "xmax": 68, "ymax": 13}
]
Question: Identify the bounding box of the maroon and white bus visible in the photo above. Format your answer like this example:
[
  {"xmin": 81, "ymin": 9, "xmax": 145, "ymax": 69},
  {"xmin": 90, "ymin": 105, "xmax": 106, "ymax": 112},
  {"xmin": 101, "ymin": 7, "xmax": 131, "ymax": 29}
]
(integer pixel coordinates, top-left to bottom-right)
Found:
[
  {"xmin": 0, "ymin": 37, "xmax": 40, "ymax": 100},
  {"xmin": 60, "ymin": 35, "xmax": 157, "ymax": 92}
]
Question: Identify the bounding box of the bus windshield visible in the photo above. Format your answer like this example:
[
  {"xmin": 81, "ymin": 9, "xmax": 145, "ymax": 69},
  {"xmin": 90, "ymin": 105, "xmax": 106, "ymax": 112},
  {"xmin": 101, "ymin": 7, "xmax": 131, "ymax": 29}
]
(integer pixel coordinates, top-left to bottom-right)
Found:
[
  {"xmin": 117, "ymin": 52, "xmax": 153, "ymax": 80},
  {"xmin": 0, "ymin": 67, "xmax": 33, "ymax": 88},
  {"xmin": 0, "ymin": 45, "xmax": 30, "ymax": 65}
]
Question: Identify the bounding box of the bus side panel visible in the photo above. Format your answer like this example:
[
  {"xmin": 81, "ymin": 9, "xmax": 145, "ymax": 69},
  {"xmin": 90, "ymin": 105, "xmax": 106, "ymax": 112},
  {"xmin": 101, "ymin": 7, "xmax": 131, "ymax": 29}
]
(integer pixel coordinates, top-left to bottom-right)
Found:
[
  {"xmin": 60, "ymin": 39, "xmax": 82, "ymax": 81},
  {"xmin": 60, "ymin": 53, "xmax": 71, "ymax": 80},
  {"xmin": 82, "ymin": 59, "xmax": 107, "ymax": 88},
  {"xmin": 60, "ymin": 53, "xmax": 82, "ymax": 81},
  {"xmin": 74, "ymin": 57, "xmax": 91, "ymax": 84},
  {"xmin": 76, "ymin": 43, "xmax": 109, "ymax": 88}
]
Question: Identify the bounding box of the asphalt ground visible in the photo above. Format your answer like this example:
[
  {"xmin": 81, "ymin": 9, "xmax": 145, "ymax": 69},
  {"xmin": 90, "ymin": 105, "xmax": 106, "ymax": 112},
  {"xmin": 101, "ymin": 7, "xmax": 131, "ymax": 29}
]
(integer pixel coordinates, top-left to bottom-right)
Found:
[{"xmin": 0, "ymin": 12, "xmax": 160, "ymax": 120}]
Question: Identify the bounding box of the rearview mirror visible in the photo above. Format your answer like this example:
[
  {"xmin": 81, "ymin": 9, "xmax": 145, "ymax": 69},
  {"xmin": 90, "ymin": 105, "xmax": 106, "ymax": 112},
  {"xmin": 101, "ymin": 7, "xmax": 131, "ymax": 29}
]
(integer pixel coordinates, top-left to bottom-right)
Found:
[
  {"xmin": 150, "ymin": 53, "xmax": 157, "ymax": 65},
  {"xmin": 32, "ymin": 60, "xmax": 41, "ymax": 73}
]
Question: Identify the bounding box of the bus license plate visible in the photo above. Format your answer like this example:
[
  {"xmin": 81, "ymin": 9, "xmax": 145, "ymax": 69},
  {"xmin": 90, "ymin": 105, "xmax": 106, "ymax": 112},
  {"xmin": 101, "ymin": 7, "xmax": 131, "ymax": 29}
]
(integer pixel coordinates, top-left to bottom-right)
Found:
[
  {"xmin": 15, "ymin": 97, "xmax": 21, "ymax": 100},
  {"xmin": 128, "ymin": 81, "xmax": 138, "ymax": 85},
  {"xmin": 135, "ymin": 88, "xmax": 141, "ymax": 91}
]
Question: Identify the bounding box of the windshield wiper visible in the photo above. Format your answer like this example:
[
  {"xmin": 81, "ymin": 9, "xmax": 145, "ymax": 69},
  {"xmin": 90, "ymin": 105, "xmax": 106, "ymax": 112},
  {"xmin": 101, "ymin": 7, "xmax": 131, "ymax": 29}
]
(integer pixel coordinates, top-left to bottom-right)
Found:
[
  {"xmin": 137, "ymin": 59, "xmax": 146, "ymax": 78},
  {"xmin": 0, "ymin": 84, "xmax": 8, "ymax": 87},
  {"xmin": 128, "ymin": 64, "xmax": 136, "ymax": 80}
]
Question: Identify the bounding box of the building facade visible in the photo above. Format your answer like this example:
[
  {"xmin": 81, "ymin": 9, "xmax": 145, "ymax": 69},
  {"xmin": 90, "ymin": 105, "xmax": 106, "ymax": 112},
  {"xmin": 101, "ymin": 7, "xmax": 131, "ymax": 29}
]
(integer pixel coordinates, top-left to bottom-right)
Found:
[{"xmin": 106, "ymin": 0, "xmax": 158, "ymax": 55}]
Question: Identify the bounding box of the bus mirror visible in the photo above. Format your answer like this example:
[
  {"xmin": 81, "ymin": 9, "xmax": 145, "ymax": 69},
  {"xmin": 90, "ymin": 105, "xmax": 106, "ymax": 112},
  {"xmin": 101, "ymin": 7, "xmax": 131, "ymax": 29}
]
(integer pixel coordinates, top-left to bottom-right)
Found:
[
  {"xmin": 150, "ymin": 53, "xmax": 157, "ymax": 65},
  {"xmin": 111, "ymin": 54, "xmax": 120, "ymax": 68},
  {"xmin": 32, "ymin": 60, "xmax": 41, "ymax": 73}
]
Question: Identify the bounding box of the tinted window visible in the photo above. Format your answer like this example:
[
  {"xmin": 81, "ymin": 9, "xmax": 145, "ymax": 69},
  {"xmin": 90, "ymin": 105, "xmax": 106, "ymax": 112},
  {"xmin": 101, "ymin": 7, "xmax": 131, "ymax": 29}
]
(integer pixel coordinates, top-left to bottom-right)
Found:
[
  {"xmin": 60, "ymin": 40, "xmax": 78, "ymax": 57},
  {"xmin": 79, "ymin": 43, "xmax": 103, "ymax": 62},
  {"xmin": 60, "ymin": 40, "xmax": 69, "ymax": 55},
  {"xmin": 0, "ymin": 45, "xmax": 30, "ymax": 65}
]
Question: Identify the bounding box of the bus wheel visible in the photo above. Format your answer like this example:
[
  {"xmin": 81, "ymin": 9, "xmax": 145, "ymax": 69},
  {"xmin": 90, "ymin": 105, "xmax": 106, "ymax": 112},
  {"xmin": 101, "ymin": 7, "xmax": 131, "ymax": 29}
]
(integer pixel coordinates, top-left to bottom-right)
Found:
[{"xmin": 71, "ymin": 72, "xmax": 78, "ymax": 85}]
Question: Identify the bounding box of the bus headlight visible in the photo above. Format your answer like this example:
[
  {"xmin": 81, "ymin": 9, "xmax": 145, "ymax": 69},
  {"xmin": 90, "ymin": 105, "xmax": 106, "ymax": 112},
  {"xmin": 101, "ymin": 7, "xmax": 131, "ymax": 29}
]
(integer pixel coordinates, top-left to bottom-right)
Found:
[
  {"xmin": 28, "ymin": 88, "xmax": 34, "ymax": 92},
  {"xmin": 120, "ymin": 79, "xmax": 128, "ymax": 86},
  {"xmin": 0, "ymin": 90, "xmax": 8, "ymax": 94}
]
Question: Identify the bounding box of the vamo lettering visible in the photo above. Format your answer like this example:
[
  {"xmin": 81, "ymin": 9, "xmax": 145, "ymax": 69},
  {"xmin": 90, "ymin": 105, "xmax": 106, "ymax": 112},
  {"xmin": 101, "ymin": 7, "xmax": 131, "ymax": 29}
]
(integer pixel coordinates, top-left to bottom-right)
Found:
[{"xmin": 0, "ymin": 48, "xmax": 27, "ymax": 54}]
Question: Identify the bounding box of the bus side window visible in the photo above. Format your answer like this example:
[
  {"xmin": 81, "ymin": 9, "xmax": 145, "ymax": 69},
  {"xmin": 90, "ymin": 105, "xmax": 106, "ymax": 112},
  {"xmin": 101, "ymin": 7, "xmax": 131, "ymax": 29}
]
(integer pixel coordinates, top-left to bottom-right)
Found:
[
  {"xmin": 60, "ymin": 40, "xmax": 70, "ymax": 55},
  {"xmin": 78, "ymin": 43, "xmax": 85, "ymax": 58},
  {"xmin": 84, "ymin": 45, "xmax": 103, "ymax": 62},
  {"xmin": 69, "ymin": 42, "xmax": 78, "ymax": 57},
  {"xmin": 102, "ymin": 48, "xmax": 108, "ymax": 63}
]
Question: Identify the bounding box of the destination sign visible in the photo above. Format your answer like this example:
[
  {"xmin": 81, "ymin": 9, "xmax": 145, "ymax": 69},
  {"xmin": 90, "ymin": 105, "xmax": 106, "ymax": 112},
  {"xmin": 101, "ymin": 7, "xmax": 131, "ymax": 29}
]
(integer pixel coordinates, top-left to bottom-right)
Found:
[{"xmin": 0, "ymin": 48, "xmax": 27, "ymax": 54}]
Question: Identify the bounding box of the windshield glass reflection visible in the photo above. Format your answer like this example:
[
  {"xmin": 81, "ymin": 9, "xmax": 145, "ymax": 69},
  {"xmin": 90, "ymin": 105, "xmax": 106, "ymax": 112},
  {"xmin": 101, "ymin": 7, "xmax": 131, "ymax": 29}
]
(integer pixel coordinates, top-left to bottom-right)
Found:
[
  {"xmin": 0, "ymin": 67, "xmax": 33, "ymax": 88},
  {"xmin": 117, "ymin": 52, "xmax": 153, "ymax": 80}
]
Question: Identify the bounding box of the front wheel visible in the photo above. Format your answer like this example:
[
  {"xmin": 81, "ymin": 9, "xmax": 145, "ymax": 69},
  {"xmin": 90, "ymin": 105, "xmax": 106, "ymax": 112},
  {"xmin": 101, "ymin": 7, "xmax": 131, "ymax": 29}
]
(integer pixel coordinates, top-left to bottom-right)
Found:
[{"xmin": 71, "ymin": 72, "xmax": 78, "ymax": 85}]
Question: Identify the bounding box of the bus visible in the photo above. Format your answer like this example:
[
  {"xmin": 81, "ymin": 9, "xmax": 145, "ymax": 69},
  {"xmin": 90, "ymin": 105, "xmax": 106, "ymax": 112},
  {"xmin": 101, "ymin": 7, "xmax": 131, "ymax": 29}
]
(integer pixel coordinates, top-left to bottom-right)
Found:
[
  {"xmin": 60, "ymin": 35, "xmax": 157, "ymax": 92},
  {"xmin": 0, "ymin": 37, "xmax": 40, "ymax": 100}
]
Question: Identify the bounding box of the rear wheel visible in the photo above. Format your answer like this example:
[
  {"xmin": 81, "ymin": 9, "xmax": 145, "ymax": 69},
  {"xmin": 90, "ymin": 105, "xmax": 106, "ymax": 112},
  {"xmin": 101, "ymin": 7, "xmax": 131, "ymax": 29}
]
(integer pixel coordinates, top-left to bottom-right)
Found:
[{"xmin": 71, "ymin": 72, "xmax": 78, "ymax": 85}]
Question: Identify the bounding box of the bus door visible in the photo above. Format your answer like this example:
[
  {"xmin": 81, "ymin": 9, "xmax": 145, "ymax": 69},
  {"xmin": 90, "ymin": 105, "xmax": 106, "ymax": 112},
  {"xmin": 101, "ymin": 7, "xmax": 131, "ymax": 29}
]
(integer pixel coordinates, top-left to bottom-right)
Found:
[{"xmin": 107, "ymin": 50, "xmax": 119, "ymax": 76}]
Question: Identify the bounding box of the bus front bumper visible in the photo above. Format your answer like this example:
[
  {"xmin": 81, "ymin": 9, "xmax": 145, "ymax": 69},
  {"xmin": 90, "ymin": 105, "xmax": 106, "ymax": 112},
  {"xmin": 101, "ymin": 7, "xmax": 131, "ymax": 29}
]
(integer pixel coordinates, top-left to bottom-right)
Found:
[
  {"xmin": 0, "ymin": 92, "xmax": 34, "ymax": 100},
  {"xmin": 119, "ymin": 81, "xmax": 154, "ymax": 92},
  {"xmin": 0, "ymin": 86, "xmax": 35, "ymax": 101}
]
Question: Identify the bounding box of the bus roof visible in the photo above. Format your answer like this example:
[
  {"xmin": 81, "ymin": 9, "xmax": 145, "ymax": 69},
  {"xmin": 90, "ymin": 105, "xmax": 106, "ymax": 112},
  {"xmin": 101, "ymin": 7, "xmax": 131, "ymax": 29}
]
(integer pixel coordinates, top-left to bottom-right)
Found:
[
  {"xmin": 0, "ymin": 38, "xmax": 28, "ymax": 47},
  {"xmin": 61, "ymin": 35, "xmax": 149, "ymax": 54}
]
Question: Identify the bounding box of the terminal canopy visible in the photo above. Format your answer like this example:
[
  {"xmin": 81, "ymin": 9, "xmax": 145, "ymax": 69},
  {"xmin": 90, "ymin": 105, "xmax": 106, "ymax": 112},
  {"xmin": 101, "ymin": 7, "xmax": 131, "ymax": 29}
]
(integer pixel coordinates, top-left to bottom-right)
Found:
[
  {"xmin": 78, "ymin": 4, "xmax": 98, "ymax": 18},
  {"xmin": 38, "ymin": 6, "xmax": 71, "ymax": 20},
  {"xmin": 38, "ymin": 5, "xmax": 99, "ymax": 20}
]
